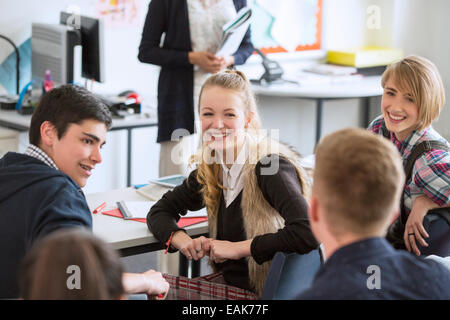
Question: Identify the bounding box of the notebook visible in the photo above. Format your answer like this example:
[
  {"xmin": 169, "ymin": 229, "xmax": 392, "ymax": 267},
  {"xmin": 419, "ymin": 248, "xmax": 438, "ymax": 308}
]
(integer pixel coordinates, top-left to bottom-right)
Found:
[
  {"xmin": 149, "ymin": 174, "xmax": 186, "ymax": 188},
  {"xmin": 116, "ymin": 200, "xmax": 207, "ymax": 219},
  {"xmin": 116, "ymin": 200, "xmax": 155, "ymax": 220},
  {"xmin": 136, "ymin": 183, "xmax": 172, "ymax": 201},
  {"xmin": 216, "ymin": 7, "xmax": 252, "ymax": 56},
  {"xmin": 102, "ymin": 208, "xmax": 207, "ymax": 228}
]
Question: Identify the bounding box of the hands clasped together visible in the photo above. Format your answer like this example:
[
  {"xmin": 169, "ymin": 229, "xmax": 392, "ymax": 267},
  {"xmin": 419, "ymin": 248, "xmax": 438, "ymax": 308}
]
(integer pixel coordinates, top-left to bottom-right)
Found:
[
  {"xmin": 188, "ymin": 51, "xmax": 234, "ymax": 74},
  {"xmin": 122, "ymin": 231, "xmax": 250, "ymax": 300},
  {"xmin": 173, "ymin": 232, "xmax": 251, "ymax": 264}
]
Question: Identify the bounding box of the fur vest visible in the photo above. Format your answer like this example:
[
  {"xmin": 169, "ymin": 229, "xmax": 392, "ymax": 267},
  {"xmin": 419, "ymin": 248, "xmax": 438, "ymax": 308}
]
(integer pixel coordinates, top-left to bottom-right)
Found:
[{"xmin": 206, "ymin": 136, "xmax": 310, "ymax": 297}]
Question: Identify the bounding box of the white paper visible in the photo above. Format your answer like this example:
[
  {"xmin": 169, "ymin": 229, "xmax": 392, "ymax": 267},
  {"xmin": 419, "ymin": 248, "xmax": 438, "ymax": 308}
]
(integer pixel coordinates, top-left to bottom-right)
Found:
[
  {"xmin": 293, "ymin": 71, "xmax": 363, "ymax": 86},
  {"xmin": 304, "ymin": 64, "xmax": 357, "ymax": 76},
  {"xmin": 184, "ymin": 209, "xmax": 208, "ymax": 218}
]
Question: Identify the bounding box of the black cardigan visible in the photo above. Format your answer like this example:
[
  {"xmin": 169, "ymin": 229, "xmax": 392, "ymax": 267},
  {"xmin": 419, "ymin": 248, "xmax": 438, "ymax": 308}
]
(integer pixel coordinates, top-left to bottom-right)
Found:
[
  {"xmin": 147, "ymin": 156, "xmax": 319, "ymax": 290},
  {"xmin": 138, "ymin": 0, "xmax": 254, "ymax": 143}
]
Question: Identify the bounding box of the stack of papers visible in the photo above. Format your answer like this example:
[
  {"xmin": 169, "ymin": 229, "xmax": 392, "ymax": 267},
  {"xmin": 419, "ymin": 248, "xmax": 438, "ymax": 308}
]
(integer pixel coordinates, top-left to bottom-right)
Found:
[
  {"xmin": 137, "ymin": 175, "xmax": 186, "ymax": 200},
  {"xmin": 216, "ymin": 7, "xmax": 252, "ymax": 57},
  {"xmin": 292, "ymin": 71, "xmax": 363, "ymax": 86},
  {"xmin": 304, "ymin": 64, "xmax": 357, "ymax": 76},
  {"xmin": 136, "ymin": 184, "xmax": 172, "ymax": 201},
  {"xmin": 149, "ymin": 174, "xmax": 186, "ymax": 188}
]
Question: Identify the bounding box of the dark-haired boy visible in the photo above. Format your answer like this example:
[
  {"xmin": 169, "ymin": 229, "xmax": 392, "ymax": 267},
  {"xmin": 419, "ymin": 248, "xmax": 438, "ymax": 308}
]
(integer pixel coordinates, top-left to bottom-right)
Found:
[
  {"xmin": 0, "ymin": 85, "xmax": 111, "ymax": 298},
  {"xmin": 0, "ymin": 85, "xmax": 169, "ymax": 299}
]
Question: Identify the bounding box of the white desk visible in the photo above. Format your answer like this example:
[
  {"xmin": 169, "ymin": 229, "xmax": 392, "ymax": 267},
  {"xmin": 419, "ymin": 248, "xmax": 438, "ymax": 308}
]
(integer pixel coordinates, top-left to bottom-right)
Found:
[
  {"xmin": 0, "ymin": 109, "xmax": 158, "ymax": 186},
  {"xmin": 252, "ymin": 75, "xmax": 383, "ymax": 144},
  {"xmin": 86, "ymin": 187, "xmax": 208, "ymax": 277},
  {"xmin": 86, "ymin": 187, "xmax": 208, "ymax": 254}
]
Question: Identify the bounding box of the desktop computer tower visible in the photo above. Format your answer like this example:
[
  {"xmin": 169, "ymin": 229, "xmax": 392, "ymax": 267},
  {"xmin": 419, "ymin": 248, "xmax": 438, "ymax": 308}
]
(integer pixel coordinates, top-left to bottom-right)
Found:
[{"xmin": 31, "ymin": 23, "xmax": 80, "ymax": 86}]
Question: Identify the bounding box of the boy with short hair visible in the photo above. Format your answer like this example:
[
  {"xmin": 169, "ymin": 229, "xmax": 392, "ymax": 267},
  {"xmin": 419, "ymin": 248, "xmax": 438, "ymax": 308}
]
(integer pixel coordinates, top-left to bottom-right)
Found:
[
  {"xmin": 295, "ymin": 128, "xmax": 450, "ymax": 299},
  {"xmin": 0, "ymin": 85, "xmax": 168, "ymax": 299}
]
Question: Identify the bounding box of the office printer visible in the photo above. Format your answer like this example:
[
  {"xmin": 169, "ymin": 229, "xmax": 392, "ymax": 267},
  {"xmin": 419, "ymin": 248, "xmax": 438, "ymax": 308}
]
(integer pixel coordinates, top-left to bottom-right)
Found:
[{"xmin": 101, "ymin": 90, "xmax": 142, "ymax": 118}]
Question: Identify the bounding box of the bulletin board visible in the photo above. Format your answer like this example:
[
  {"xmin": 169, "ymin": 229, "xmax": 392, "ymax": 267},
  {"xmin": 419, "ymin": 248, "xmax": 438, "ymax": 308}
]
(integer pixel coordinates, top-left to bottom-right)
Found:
[{"xmin": 250, "ymin": 0, "xmax": 322, "ymax": 54}]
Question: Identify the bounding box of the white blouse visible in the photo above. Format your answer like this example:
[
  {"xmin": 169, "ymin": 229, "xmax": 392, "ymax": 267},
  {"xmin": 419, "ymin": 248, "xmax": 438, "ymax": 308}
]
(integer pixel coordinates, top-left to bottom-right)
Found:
[{"xmin": 220, "ymin": 139, "xmax": 248, "ymax": 208}]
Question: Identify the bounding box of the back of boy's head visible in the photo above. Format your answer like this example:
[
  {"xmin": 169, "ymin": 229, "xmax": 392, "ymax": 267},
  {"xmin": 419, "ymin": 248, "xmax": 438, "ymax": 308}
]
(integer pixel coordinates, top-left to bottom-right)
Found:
[
  {"xmin": 19, "ymin": 228, "xmax": 124, "ymax": 300},
  {"xmin": 381, "ymin": 55, "xmax": 445, "ymax": 130},
  {"xmin": 314, "ymin": 128, "xmax": 405, "ymax": 238},
  {"xmin": 29, "ymin": 84, "xmax": 112, "ymax": 147}
]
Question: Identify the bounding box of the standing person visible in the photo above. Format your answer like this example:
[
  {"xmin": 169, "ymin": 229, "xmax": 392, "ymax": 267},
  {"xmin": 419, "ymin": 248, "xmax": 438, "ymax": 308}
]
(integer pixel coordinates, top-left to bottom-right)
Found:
[
  {"xmin": 368, "ymin": 55, "xmax": 450, "ymax": 256},
  {"xmin": 138, "ymin": 0, "xmax": 254, "ymax": 177},
  {"xmin": 295, "ymin": 128, "xmax": 450, "ymax": 300},
  {"xmin": 138, "ymin": 0, "xmax": 254, "ymax": 277},
  {"xmin": 147, "ymin": 70, "xmax": 318, "ymax": 299},
  {"xmin": 0, "ymin": 85, "xmax": 168, "ymax": 299}
]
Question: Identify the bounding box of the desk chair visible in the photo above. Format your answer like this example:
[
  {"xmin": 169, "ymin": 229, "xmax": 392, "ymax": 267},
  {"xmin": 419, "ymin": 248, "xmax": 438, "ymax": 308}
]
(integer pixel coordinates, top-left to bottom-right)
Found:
[{"xmin": 261, "ymin": 249, "xmax": 323, "ymax": 300}]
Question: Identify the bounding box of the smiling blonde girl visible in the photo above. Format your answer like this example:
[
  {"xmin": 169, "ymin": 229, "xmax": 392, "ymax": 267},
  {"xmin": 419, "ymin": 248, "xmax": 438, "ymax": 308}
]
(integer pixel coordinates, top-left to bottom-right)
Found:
[
  {"xmin": 147, "ymin": 70, "xmax": 318, "ymax": 299},
  {"xmin": 368, "ymin": 55, "xmax": 450, "ymax": 256}
]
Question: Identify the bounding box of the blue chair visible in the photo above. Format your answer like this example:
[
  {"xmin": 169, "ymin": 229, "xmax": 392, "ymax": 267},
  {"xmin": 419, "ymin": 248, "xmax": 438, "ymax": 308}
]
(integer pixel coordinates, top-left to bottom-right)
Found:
[{"xmin": 261, "ymin": 248, "xmax": 323, "ymax": 300}]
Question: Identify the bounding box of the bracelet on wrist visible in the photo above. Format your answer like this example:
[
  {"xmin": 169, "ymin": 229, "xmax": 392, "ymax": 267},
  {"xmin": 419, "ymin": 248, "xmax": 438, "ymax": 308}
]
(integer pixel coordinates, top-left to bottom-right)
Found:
[{"xmin": 164, "ymin": 231, "xmax": 174, "ymax": 254}]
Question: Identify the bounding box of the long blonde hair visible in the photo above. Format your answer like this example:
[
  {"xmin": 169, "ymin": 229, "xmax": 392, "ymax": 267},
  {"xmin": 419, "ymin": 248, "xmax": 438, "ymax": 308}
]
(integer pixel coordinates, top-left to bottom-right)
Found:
[{"xmin": 190, "ymin": 70, "xmax": 261, "ymax": 213}]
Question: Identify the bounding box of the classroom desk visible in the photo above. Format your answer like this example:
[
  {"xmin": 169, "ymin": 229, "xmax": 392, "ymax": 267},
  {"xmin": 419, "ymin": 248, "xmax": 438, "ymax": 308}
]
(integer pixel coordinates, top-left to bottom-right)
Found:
[
  {"xmin": 0, "ymin": 109, "xmax": 157, "ymax": 186},
  {"xmin": 86, "ymin": 187, "xmax": 208, "ymax": 277},
  {"xmin": 252, "ymin": 75, "xmax": 383, "ymax": 144}
]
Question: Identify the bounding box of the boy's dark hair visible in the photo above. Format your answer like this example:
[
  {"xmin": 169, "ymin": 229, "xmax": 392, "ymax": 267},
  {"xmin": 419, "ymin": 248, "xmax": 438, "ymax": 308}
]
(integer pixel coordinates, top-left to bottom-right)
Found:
[{"xmin": 29, "ymin": 85, "xmax": 112, "ymax": 146}]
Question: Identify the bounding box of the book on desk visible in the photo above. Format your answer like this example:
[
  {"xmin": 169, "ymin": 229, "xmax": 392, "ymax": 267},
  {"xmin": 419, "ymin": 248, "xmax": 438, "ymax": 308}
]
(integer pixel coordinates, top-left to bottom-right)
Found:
[
  {"xmin": 100, "ymin": 175, "xmax": 207, "ymax": 228},
  {"xmin": 136, "ymin": 174, "xmax": 186, "ymax": 200},
  {"xmin": 102, "ymin": 200, "xmax": 207, "ymax": 228}
]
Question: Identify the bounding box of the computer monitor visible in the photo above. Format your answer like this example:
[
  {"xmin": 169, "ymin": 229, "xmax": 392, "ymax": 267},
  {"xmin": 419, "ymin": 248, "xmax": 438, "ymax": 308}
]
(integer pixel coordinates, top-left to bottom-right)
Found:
[
  {"xmin": 31, "ymin": 23, "xmax": 80, "ymax": 86},
  {"xmin": 60, "ymin": 12, "xmax": 105, "ymax": 83}
]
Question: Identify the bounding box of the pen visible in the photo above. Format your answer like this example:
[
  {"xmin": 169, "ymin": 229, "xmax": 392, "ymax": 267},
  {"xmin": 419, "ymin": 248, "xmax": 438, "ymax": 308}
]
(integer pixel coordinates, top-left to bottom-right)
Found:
[{"xmin": 92, "ymin": 202, "xmax": 106, "ymax": 214}]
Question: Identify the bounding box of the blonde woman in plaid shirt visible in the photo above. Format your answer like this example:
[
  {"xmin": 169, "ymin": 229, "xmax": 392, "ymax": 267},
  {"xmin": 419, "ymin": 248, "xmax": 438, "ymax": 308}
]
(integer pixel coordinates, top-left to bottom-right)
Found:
[{"xmin": 368, "ymin": 55, "xmax": 450, "ymax": 256}]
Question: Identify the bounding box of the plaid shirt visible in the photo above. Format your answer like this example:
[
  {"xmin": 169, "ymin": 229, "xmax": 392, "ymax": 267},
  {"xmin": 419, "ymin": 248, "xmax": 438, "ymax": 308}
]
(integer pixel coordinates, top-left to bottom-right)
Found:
[
  {"xmin": 25, "ymin": 144, "xmax": 59, "ymax": 170},
  {"xmin": 368, "ymin": 115, "xmax": 450, "ymax": 215}
]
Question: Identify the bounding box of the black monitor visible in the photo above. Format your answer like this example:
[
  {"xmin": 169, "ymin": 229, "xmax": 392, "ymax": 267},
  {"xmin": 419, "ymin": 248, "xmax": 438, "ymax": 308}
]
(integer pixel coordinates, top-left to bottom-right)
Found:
[{"xmin": 60, "ymin": 12, "xmax": 105, "ymax": 83}]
